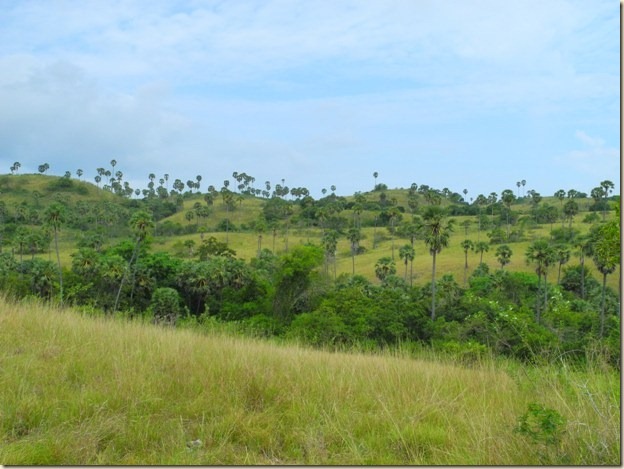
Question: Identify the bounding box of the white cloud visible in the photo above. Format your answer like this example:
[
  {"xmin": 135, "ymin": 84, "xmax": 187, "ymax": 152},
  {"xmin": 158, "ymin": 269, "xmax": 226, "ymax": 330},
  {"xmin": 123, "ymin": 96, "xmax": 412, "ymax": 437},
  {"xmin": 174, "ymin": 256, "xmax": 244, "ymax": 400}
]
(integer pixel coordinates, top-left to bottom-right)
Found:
[{"xmin": 557, "ymin": 131, "xmax": 619, "ymax": 181}]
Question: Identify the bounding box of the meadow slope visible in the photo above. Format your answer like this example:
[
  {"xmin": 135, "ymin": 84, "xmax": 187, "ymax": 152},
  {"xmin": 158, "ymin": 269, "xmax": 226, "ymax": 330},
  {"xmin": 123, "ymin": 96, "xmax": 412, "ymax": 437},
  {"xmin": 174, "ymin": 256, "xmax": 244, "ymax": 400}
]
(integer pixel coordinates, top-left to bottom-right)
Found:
[{"xmin": 0, "ymin": 298, "xmax": 619, "ymax": 465}]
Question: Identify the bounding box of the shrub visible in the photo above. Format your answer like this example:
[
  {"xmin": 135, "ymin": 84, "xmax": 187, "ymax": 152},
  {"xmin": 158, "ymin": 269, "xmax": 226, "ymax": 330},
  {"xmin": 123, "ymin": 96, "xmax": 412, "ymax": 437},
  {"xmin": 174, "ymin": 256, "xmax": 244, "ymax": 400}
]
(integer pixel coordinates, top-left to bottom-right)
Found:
[
  {"xmin": 516, "ymin": 403, "xmax": 566, "ymax": 445},
  {"xmin": 148, "ymin": 287, "xmax": 187, "ymax": 325}
]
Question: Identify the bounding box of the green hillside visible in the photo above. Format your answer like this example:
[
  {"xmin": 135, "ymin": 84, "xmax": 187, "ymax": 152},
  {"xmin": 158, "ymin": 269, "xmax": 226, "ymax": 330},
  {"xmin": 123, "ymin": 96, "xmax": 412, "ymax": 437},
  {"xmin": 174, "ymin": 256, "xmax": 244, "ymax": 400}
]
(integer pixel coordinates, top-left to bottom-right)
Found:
[
  {"xmin": 0, "ymin": 298, "xmax": 619, "ymax": 465},
  {"xmin": 0, "ymin": 172, "xmax": 619, "ymax": 369}
]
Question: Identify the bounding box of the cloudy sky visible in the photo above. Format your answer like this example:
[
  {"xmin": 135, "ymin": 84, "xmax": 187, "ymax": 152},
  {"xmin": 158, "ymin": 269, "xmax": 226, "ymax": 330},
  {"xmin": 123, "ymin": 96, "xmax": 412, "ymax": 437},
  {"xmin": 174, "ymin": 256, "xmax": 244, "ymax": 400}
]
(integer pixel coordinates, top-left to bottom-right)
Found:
[{"xmin": 0, "ymin": 0, "xmax": 619, "ymax": 198}]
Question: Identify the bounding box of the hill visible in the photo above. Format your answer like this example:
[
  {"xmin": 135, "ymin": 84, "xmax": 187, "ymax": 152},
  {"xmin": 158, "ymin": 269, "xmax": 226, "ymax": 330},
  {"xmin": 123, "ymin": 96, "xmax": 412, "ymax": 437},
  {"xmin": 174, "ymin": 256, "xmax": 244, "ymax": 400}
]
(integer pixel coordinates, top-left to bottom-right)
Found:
[
  {"xmin": 0, "ymin": 172, "xmax": 619, "ymax": 368},
  {"xmin": 0, "ymin": 173, "xmax": 618, "ymax": 290},
  {"xmin": 0, "ymin": 298, "xmax": 619, "ymax": 465}
]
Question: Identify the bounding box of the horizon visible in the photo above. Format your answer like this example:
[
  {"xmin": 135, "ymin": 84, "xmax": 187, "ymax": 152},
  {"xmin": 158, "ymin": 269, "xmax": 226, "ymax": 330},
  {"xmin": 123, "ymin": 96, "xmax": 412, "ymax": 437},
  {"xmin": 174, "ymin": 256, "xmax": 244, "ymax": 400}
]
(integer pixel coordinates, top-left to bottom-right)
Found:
[{"xmin": 2, "ymin": 168, "xmax": 618, "ymax": 201}]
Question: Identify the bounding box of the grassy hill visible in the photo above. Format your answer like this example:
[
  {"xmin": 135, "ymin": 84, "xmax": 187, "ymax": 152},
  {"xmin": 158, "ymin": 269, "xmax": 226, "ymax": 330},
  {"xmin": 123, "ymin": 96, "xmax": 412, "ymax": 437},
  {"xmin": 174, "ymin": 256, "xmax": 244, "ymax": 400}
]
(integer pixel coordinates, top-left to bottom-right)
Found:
[
  {"xmin": 1, "ymin": 173, "xmax": 619, "ymax": 290},
  {"xmin": 0, "ymin": 297, "xmax": 619, "ymax": 465}
]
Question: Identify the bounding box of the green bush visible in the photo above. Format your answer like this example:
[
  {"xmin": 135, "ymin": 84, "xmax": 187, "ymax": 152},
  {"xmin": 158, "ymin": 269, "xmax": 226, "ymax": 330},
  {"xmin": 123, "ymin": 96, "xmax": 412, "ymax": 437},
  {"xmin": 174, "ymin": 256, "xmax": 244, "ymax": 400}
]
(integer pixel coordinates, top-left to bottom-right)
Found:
[{"xmin": 148, "ymin": 287, "xmax": 187, "ymax": 325}]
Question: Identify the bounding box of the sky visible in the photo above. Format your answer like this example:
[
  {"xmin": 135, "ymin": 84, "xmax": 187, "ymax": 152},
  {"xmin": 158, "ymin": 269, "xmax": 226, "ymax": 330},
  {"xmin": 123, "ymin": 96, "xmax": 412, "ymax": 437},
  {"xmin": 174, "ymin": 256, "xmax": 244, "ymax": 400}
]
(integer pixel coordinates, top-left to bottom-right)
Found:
[{"xmin": 0, "ymin": 0, "xmax": 620, "ymax": 199}]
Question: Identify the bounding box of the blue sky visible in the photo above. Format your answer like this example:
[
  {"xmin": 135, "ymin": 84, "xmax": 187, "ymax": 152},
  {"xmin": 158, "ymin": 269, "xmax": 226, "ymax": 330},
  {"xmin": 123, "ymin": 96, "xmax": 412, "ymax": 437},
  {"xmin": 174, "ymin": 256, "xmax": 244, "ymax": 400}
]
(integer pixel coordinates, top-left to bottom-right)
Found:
[{"xmin": 0, "ymin": 0, "xmax": 619, "ymax": 199}]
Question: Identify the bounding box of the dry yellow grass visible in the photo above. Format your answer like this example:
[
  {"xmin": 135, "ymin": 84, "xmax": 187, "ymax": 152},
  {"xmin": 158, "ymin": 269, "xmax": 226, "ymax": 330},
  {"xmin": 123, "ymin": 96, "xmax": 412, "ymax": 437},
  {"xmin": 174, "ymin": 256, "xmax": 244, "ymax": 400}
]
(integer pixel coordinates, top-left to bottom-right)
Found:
[{"xmin": 0, "ymin": 297, "xmax": 619, "ymax": 465}]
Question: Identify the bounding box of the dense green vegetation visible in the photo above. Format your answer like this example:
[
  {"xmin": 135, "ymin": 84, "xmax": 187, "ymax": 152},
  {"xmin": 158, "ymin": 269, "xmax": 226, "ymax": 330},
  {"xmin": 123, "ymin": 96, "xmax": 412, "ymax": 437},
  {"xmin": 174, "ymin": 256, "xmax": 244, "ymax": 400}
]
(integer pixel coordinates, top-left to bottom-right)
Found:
[{"xmin": 0, "ymin": 166, "xmax": 620, "ymax": 368}]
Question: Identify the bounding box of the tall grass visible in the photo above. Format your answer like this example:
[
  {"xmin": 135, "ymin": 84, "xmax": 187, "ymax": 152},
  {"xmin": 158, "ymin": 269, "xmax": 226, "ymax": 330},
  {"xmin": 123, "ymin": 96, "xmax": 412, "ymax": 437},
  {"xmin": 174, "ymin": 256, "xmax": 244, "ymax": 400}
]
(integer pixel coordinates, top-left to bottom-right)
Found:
[{"xmin": 0, "ymin": 297, "xmax": 619, "ymax": 465}]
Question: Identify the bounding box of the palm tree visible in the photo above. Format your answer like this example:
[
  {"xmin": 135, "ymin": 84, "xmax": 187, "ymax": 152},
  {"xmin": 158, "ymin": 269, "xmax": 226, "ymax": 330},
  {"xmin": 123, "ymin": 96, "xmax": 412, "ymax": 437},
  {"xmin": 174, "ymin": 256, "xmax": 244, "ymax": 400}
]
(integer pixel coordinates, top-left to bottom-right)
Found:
[
  {"xmin": 501, "ymin": 189, "xmax": 516, "ymax": 239},
  {"xmin": 422, "ymin": 206, "xmax": 454, "ymax": 320},
  {"xmin": 113, "ymin": 210, "xmax": 154, "ymax": 312},
  {"xmin": 525, "ymin": 239, "xmax": 556, "ymax": 323},
  {"xmin": 488, "ymin": 192, "xmax": 498, "ymax": 222},
  {"xmin": 563, "ymin": 199, "xmax": 578, "ymax": 231},
  {"xmin": 574, "ymin": 235, "xmax": 592, "ymax": 300},
  {"xmin": 495, "ymin": 244, "xmax": 513, "ymax": 270},
  {"xmin": 374, "ymin": 256, "xmax": 396, "ymax": 283},
  {"xmin": 599, "ymin": 180, "xmax": 614, "ymax": 221},
  {"xmin": 347, "ymin": 227, "xmax": 362, "ymax": 275},
  {"xmin": 590, "ymin": 214, "xmax": 619, "ymax": 337},
  {"xmin": 399, "ymin": 244, "xmax": 415, "ymax": 285},
  {"xmin": 554, "ymin": 244, "xmax": 570, "ymax": 284},
  {"xmin": 474, "ymin": 241, "xmax": 489, "ymax": 264},
  {"xmin": 592, "ymin": 252, "xmax": 617, "ymax": 338},
  {"xmin": 474, "ymin": 194, "xmax": 487, "ymax": 241},
  {"xmin": 321, "ymin": 230, "xmax": 339, "ymax": 278},
  {"xmin": 45, "ymin": 203, "xmax": 66, "ymax": 305},
  {"xmin": 387, "ymin": 206, "xmax": 401, "ymax": 260},
  {"xmin": 554, "ymin": 189, "xmax": 566, "ymax": 227},
  {"xmin": 460, "ymin": 239, "xmax": 474, "ymax": 285},
  {"xmin": 373, "ymin": 171, "xmax": 378, "ymax": 190}
]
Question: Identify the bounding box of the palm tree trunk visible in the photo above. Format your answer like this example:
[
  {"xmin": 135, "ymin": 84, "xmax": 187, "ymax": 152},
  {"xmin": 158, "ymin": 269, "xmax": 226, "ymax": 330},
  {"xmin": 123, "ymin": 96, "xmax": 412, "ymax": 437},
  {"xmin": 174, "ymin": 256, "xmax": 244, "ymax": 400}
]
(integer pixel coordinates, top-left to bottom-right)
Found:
[
  {"xmin": 543, "ymin": 273, "xmax": 549, "ymax": 314},
  {"xmin": 431, "ymin": 252, "xmax": 437, "ymax": 320},
  {"xmin": 54, "ymin": 228, "xmax": 63, "ymax": 306},
  {"xmin": 391, "ymin": 219, "xmax": 395, "ymax": 260},
  {"xmin": 580, "ymin": 257, "xmax": 585, "ymax": 300},
  {"xmin": 535, "ymin": 274, "xmax": 542, "ymax": 324},
  {"xmin": 113, "ymin": 238, "xmax": 140, "ymax": 312},
  {"xmin": 600, "ymin": 272, "xmax": 607, "ymax": 337},
  {"xmin": 373, "ymin": 219, "xmax": 377, "ymax": 249}
]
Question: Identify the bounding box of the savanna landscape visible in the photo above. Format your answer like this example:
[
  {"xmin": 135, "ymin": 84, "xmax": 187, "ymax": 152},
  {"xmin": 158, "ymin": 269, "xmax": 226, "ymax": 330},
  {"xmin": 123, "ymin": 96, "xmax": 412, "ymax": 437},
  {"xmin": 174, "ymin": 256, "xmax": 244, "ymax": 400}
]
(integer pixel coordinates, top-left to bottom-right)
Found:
[{"xmin": 0, "ymin": 166, "xmax": 620, "ymax": 465}]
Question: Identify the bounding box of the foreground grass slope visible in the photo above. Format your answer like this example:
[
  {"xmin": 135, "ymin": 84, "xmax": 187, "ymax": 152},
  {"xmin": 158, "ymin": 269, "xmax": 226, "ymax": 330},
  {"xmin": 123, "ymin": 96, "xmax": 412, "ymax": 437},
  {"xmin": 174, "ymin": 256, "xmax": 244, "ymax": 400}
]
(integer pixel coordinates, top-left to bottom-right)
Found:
[{"xmin": 0, "ymin": 299, "xmax": 619, "ymax": 465}]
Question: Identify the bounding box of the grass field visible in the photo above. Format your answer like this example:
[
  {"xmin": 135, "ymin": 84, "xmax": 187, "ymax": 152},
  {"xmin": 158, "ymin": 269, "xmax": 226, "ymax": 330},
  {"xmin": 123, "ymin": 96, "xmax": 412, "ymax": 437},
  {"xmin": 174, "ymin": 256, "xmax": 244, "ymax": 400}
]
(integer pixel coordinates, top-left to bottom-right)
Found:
[{"xmin": 0, "ymin": 297, "xmax": 619, "ymax": 465}]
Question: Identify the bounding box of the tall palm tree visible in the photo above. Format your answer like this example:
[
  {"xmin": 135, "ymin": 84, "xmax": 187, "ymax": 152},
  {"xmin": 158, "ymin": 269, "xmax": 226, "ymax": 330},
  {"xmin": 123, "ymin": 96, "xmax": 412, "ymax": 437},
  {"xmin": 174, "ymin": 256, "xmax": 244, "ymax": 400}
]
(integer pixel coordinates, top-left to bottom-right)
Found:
[
  {"xmin": 590, "ymin": 213, "xmax": 619, "ymax": 337},
  {"xmin": 525, "ymin": 239, "xmax": 556, "ymax": 323},
  {"xmin": 574, "ymin": 235, "xmax": 592, "ymax": 300},
  {"xmin": 474, "ymin": 241, "xmax": 489, "ymax": 264},
  {"xmin": 347, "ymin": 227, "xmax": 362, "ymax": 275},
  {"xmin": 599, "ymin": 180, "xmax": 614, "ymax": 221},
  {"xmin": 113, "ymin": 210, "xmax": 154, "ymax": 312},
  {"xmin": 501, "ymin": 189, "xmax": 516, "ymax": 239},
  {"xmin": 321, "ymin": 230, "xmax": 339, "ymax": 279},
  {"xmin": 387, "ymin": 206, "xmax": 401, "ymax": 260},
  {"xmin": 563, "ymin": 199, "xmax": 579, "ymax": 232},
  {"xmin": 45, "ymin": 203, "xmax": 66, "ymax": 305},
  {"xmin": 422, "ymin": 206, "xmax": 454, "ymax": 320},
  {"xmin": 460, "ymin": 239, "xmax": 474, "ymax": 285},
  {"xmin": 554, "ymin": 244, "xmax": 571, "ymax": 284},
  {"xmin": 554, "ymin": 189, "xmax": 566, "ymax": 227},
  {"xmin": 474, "ymin": 194, "xmax": 487, "ymax": 241},
  {"xmin": 399, "ymin": 244, "xmax": 415, "ymax": 285},
  {"xmin": 593, "ymin": 251, "xmax": 617, "ymax": 338}
]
